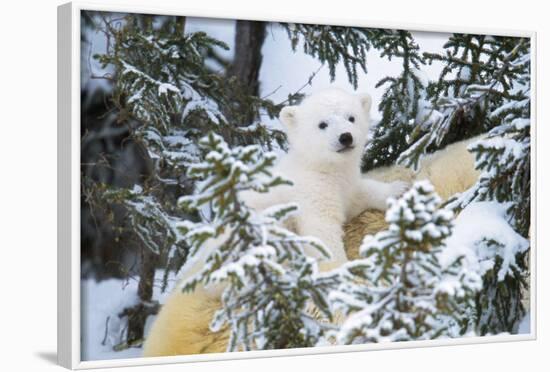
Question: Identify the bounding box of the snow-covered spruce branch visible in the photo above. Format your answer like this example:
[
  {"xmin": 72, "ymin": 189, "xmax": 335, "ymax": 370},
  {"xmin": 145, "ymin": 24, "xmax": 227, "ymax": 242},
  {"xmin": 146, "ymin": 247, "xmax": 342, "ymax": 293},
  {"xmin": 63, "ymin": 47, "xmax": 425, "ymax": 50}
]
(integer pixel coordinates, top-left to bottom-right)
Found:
[
  {"xmin": 443, "ymin": 106, "xmax": 530, "ymax": 336},
  {"xmin": 94, "ymin": 16, "xmax": 287, "ymax": 189},
  {"xmin": 445, "ymin": 45, "xmax": 531, "ymax": 236},
  {"xmin": 362, "ymin": 30, "xmax": 437, "ymax": 171},
  {"xmin": 444, "ymin": 200, "xmax": 530, "ymax": 334},
  {"xmin": 282, "ymin": 24, "xmax": 387, "ymax": 89},
  {"xmin": 330, "ymin": 181, "xmax": 482, "ymax": 343},
  {"xmin": 397, "ymin": 37, "xmax": 530, "ymax": 171},
  {"xmin": 381, "ymin": 35, "xmax": 531, "ymax": 335},
  {"xmin": 177, "ymin": 133, "xmax": 336, "ymax": 350},
  {"xmin": 92, "ymin": 14, "xmax": 292, "ymax": 263}
]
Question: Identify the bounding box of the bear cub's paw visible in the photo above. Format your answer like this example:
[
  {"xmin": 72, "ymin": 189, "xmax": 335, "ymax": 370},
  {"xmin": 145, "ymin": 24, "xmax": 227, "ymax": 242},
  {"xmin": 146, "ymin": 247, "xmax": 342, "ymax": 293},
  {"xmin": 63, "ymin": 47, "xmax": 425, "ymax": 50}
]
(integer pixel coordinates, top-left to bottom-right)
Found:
[{"xmin": 387, "ymin": 180, "xmax": 411, "ymax": 201}]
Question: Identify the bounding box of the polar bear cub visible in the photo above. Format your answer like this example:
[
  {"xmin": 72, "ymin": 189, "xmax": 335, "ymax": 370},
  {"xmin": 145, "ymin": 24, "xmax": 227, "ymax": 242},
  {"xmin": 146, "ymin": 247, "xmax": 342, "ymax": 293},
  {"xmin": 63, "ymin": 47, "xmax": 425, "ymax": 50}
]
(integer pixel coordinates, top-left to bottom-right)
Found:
[
  {"xmin": 241, "ymin": 88, "xmax": 408, "ymax": 271},
  {"xmin": 142, "ymin": 89, "xmax": 423, "ymax": 357}
]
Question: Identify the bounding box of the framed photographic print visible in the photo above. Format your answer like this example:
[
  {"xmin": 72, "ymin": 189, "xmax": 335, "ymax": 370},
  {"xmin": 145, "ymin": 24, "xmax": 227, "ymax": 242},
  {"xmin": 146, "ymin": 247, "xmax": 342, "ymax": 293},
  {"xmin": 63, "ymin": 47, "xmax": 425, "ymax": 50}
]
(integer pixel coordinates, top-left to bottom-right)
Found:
[{"xmin": 58, "ymin": 1, "xmax": 536, "ymax": 369}]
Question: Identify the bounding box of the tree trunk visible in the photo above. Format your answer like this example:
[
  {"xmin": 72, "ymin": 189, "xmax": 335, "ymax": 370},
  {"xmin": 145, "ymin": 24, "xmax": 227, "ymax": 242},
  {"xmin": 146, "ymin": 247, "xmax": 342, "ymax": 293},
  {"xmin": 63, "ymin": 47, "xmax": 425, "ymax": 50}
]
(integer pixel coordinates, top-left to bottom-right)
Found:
[
  {"xmin": 121, "ymin": 247, "xmax": 160, "ymax": 348},
  {"xmin": 225, "ymin": 20, "xmax": 266, "ymax": 125}
]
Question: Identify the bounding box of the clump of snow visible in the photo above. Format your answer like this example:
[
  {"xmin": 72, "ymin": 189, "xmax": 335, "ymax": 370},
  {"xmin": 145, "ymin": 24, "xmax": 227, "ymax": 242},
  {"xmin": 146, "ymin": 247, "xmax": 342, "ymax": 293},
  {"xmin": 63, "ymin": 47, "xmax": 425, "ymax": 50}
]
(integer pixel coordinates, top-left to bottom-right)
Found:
[
  {"xmin": 157, "ymin": 82, "xmax": 180, "ymax": 96},
  {"xmin": 441, "ymin": 201, "xmax": 529, "ymax": 281}
]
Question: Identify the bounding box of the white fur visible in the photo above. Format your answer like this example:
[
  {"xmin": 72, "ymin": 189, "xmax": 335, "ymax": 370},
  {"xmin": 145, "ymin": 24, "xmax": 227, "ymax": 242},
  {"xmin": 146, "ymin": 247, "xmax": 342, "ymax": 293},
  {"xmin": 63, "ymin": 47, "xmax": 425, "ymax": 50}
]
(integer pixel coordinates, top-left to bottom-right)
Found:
[
  {"xmin": 175, "ymin": 89, "xmax": 407, "ymax": 294},
  {"xmin": 241, "ymin": 88, "xmax": 407, "ymax": 270}
]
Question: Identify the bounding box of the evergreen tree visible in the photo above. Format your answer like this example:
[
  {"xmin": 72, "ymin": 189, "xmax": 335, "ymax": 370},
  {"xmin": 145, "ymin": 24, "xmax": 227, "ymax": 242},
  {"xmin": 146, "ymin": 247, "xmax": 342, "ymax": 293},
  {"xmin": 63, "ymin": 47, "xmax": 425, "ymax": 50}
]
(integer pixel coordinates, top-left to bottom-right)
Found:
[
  {"xmin": 447, "ymin": 41, "xmax": 531, "ymax": 236},
  {"xmin": 397, "ymin": 35, "xmax": 529, "ymax": 170},
  {"xmin": 362, "ymin": 30, "xmax": 436, "ymax": 171},
  {"xmin": 472, "ymin": 237, "xmax": 529, "ymax": 335},
  {"xmin": 330, "ymin": 181, "xmax": 481, "ymax": 343},
  {"xmin": 178, "ymin": 133, "xmax": 335, "ymax": 350},
  {"xmin": 283, "ymin": 24, "xmax": 381, "ymax": 89},
  {"xmin": 365, "ymin": 34, "xmax": 531, "ymax": 334},
  {"xmin": 446, "ymin": 43, "xmax": 531, "ymax": 334},
  {"xmin": 89, "ymin": 13, "xmax": 286, "ymax": 349}
]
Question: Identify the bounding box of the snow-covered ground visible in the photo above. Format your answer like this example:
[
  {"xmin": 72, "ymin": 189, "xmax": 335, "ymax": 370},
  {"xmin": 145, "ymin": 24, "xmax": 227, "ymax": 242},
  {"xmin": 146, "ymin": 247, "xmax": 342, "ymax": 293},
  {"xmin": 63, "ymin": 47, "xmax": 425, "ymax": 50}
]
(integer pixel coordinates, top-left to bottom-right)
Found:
[
  {"xmin": 518, "ymin": 313, "xmax": 530, "ymax": 334},
  {"xmin": 81, "ymin": 271, "xmax": 178, "ymax": 361}
]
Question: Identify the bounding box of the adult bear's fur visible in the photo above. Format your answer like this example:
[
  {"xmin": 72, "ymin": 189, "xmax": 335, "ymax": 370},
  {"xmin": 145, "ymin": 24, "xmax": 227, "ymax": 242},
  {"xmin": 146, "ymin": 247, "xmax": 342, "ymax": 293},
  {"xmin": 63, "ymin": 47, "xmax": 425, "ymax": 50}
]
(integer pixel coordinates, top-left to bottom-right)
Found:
[
  {"xmin": 142, "ymin": 137, "xmax": 481, "ymax": 357},
  {"xmin": 344, "ymin": 137, "xmax": 480, "ymax": 259}
]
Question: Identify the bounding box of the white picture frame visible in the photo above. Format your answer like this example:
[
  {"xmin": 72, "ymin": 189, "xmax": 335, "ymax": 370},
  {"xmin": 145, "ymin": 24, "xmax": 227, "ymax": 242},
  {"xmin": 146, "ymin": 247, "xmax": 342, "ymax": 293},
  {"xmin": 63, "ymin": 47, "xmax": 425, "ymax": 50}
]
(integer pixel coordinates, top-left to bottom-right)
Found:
[{"xmin": 58, "ymin": 1, "xmax": 537, "ymax": 369}]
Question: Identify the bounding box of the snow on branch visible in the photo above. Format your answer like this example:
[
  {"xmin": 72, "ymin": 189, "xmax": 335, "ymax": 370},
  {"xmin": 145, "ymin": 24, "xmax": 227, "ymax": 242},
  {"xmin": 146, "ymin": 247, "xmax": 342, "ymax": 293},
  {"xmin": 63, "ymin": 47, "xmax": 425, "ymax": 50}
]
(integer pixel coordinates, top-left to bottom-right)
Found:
[
  {"xmin": 331, "ymin": 181, "xmax": 481, "ymax": 343},
  {"xmin": 177, "ymin": 133, "xmax": 336, "ymax": 350},
  {"xmin": 397, "ymin": 36, "xmax": 530, "ymax": 171}
]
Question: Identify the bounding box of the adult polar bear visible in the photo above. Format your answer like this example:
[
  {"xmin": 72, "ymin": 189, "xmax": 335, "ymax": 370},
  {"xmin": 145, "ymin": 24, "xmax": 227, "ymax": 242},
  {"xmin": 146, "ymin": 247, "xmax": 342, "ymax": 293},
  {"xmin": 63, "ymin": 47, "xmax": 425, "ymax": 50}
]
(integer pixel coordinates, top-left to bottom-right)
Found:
[{"xmin": 142, "ymin": 88, "xmax": 480, "ymax": 356}]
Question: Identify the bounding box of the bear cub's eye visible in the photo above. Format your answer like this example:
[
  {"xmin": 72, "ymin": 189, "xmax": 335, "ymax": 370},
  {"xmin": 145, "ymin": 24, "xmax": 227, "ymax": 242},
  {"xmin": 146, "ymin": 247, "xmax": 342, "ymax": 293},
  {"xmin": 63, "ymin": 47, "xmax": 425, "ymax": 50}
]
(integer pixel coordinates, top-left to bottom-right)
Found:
[
  {"xmin": 318, "ymin": 121, "xmax": 328, "ymax": 130},
  {"xmin": 348, "ymin": 115, "xmax": 355, "ymax": 123}
]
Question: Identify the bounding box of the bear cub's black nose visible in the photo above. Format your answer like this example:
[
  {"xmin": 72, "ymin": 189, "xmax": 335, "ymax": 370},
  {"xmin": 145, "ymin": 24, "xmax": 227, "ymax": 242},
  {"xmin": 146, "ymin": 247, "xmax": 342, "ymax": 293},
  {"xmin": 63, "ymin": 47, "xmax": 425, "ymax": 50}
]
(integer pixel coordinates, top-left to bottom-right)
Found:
[{"xmin": 339, "ymin": 132, "xmax": 353, "ymax": 146}]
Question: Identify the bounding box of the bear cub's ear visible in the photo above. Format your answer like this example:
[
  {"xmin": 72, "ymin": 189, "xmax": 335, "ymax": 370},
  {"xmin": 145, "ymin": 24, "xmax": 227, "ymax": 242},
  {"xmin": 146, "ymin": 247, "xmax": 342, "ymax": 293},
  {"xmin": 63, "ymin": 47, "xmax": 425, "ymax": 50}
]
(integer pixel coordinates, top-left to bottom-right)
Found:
[
  {"xmin": 279, "ymin": 106, "xmax": 298, "ymax": 127},
  {"xmin": 359, "ymin": 93, "xmax": 372, "ymax": 115}
]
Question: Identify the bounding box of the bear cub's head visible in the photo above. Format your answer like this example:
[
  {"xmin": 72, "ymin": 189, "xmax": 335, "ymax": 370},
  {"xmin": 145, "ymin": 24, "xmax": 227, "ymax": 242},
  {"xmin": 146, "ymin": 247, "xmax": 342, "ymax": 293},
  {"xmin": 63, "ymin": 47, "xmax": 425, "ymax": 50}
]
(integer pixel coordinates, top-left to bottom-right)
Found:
[{"xmin": 279, "ymin": 88, "xmax": 372, "ymax": 167}]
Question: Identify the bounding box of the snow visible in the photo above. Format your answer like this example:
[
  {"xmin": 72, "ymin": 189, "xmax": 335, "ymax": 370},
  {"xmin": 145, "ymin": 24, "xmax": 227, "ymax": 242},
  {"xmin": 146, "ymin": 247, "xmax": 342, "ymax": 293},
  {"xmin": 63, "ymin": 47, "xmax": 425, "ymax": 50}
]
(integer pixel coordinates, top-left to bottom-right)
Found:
[
  {"xmin": 511, "ymin": 117, "xmax": 530, "ymax": 131},
  {"xmin": 441, "ymin": 201, "xmax": 529, "ymax": 281},
  {"xmin": 333, "ymin": 181, "xmax": 478, "ymax": 343},
  {"xmin": 81, "ymin": 271, "xmax": 179, "ymax": 361},
  {"xmin": 518, "ymin": 312, "xmax": 531, "ymax": 334},
  {"xmin": 158, "ymin": 82, "xmax": 180, "ymax": 95},
  {"xmin": 490, "ymin": 98, "xmax": 530, "ymax": 119},
  {"xmin": 81, "ymin": 279, "xmax": 140, "ymax": 361},
  {"xmin": 417, "ymin": 98, "xmax": 445, "ymax": 129},
  {"xmin": 471, "ymin": 136, "xmax": 526, "ymax": 161}
]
